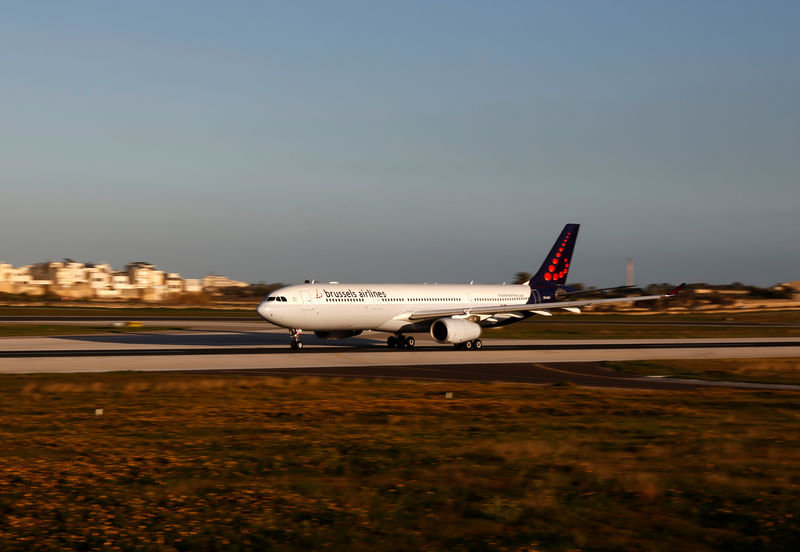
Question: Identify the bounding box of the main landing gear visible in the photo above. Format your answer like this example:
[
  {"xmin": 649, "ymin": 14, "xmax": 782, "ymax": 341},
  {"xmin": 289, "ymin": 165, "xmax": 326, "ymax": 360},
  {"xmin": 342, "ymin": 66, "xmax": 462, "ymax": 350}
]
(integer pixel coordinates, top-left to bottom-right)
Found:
[
  {"xmin": 455, "ymin": 339, "xmax": 482, "ymax": 351},
  {"xmin": 289, "ymin": 329, "xmax": 303, "ymax": 350},
  {"xmin": 387, "ymin": 334, "xmax": 415, "ymax": 349}
]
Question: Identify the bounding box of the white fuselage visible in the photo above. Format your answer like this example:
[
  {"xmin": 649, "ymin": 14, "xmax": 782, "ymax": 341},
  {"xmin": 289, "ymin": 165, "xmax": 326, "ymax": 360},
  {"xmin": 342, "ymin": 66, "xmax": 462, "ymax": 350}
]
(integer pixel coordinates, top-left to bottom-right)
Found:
[{"xmin": 257, "ymin": 283, "xmax": 538, "ymax": 333}]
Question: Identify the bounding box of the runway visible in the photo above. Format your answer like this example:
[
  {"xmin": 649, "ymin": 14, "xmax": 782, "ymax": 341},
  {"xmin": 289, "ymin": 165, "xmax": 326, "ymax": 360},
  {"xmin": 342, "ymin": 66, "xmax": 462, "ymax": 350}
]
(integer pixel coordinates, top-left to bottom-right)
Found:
[{"xmin": 1, "ymin": 322, "xmax": 799, "ymax": 390}]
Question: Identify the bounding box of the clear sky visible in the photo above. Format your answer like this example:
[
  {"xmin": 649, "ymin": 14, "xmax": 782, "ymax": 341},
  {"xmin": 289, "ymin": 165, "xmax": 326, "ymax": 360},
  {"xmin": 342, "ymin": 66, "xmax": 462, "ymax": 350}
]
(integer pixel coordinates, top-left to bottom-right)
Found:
[{"xmin": 1, "ymin": 1, "xmax": 798, "ymax": 287}]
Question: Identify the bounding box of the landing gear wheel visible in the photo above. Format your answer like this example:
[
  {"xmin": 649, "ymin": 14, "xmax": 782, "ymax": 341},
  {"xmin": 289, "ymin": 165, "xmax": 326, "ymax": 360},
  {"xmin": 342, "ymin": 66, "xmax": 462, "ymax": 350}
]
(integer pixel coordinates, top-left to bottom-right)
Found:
[
  {"xmin": 463, "ymin": 340, "xmax": 473, "ymax": 350},
  {"xmin": 472, "ymin": 339, "xmax": 482, "ymax": 350},
  {"xmin": 289, "ymin": 329, "xmax": 303, "ymax": 351},
  {"xmin": 390, "ymin": 334, "xmax": 414, "ymax": 349}
]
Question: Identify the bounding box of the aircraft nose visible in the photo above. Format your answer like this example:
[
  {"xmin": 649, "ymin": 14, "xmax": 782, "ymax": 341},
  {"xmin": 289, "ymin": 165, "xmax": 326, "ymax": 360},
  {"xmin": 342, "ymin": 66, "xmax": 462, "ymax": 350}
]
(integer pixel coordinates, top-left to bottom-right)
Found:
[{"xmin": 257, "ymin": 301, "xmax": 271, "ymax": 320}]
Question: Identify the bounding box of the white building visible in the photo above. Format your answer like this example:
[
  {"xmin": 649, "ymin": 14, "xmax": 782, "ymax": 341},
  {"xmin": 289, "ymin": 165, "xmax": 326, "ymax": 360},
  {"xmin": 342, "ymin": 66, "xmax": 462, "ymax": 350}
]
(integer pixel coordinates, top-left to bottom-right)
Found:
[
  {"xmin": 165, "ymin": 273, "xmax": 184, "ymax": 294},
  {"xmin": 0, "ymin": 263, "xmax": 51, "ymax": 295},
  {"xmin": 0, "ymin": 263, "xmax": 14, "ymax": 292},
  {"xmin": 0, "ymin": 260, "xmax": 248, "ymax": 301},
  {"xmin": 203, "ymin": 274, "xmax": 249, "ymax": 291},
  {"xmin": 184, "ymin": 279, "xmax": 203, "ymax": 293},
  {"xmin": 127, "ymin": 262, "xmax": 165, "ymax": 289}
]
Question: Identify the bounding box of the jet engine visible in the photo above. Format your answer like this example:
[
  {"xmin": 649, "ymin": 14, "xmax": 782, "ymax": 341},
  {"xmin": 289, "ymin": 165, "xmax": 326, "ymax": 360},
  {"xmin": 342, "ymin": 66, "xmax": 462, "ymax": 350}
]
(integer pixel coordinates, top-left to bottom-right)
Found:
[
  {"xmin": 313, "ymin": 330, "xmax": 363, "ymax": 340},
  {"xmin": 430, "ymin": 318, "xmax": 482, "ymax": 344}
]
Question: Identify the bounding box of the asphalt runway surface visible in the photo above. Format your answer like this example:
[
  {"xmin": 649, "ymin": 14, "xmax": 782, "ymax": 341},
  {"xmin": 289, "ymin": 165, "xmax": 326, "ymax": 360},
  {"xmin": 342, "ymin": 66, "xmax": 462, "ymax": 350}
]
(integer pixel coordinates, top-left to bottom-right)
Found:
[{"xmin": 1, "ymin": 319, "xmax": 799, "ymax": 390}]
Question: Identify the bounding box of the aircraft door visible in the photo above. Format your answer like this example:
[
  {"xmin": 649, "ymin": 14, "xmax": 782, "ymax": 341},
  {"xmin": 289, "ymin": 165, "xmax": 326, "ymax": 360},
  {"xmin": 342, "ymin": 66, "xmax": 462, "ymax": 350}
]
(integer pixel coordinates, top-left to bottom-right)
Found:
[
  {"xmin": 530, "ymin": 289, "xmax": 541, "ymax": 304},
  {"xmin": 300, "ymin": 290, "xmax": 313, "ymax": 310}
]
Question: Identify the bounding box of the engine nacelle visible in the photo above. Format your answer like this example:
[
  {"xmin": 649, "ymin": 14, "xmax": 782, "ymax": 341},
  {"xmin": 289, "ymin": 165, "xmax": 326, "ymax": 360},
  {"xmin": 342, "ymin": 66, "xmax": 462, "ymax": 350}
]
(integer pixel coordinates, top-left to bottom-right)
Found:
[
  {"xmin": 430, "ymin": 318, "xmax": 482, "ymax": 344},
  {"xmin": 313, "ymin": 330, "xmax": 363, "ymax": 340}
]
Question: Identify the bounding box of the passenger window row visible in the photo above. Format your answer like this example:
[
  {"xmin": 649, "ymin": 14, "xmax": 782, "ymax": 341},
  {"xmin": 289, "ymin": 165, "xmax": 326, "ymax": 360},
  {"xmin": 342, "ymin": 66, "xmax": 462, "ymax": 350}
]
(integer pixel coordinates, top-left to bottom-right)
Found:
[{"xmin": 323, "ymin": 297, "xmax": 465, "ymax": 302}]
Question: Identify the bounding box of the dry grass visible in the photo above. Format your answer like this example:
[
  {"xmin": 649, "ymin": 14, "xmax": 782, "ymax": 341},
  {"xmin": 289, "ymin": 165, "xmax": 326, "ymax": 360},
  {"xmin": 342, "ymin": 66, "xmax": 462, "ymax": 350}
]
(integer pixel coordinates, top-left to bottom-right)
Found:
[
  {"xmin": 605, "ymin": 358, "xmax": 800, "ymax": 385},
  {"xmin": 0, "ymin": 372, "xmax": 798, "ymax": 551}
]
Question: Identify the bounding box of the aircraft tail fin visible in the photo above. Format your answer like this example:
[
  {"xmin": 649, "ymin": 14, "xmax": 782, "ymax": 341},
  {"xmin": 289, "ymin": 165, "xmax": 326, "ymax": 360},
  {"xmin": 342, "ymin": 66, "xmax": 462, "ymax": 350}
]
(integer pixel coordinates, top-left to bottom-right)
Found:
[{"xmin": 529, "ymin": 223, "xmax": 580, "ymax": 287}]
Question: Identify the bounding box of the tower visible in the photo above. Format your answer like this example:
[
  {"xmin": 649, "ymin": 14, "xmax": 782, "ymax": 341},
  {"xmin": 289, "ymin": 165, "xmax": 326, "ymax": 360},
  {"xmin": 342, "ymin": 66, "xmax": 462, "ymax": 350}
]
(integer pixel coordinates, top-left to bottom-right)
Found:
[{"xmin": 626, "ymin": 258, "xmax": 634, "ymax": 287}]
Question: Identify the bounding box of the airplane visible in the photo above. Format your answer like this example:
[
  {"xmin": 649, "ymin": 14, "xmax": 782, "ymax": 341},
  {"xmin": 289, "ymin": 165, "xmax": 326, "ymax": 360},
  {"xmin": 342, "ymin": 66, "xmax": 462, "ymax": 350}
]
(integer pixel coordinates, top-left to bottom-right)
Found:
[{"xmin": 257, "ymin": 223, "xmax": 684, "ymax": 350}]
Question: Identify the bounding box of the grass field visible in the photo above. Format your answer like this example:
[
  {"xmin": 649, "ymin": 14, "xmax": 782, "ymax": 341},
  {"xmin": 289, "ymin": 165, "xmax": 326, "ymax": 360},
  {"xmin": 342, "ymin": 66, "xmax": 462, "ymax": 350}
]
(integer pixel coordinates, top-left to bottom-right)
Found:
[
  {"xmin": 1, "ymin": 370, "xmax": 799, "ymax": 551},
  {"xmin": 605, "ymin": 358, "xmax": 800, "ymax": 386}
]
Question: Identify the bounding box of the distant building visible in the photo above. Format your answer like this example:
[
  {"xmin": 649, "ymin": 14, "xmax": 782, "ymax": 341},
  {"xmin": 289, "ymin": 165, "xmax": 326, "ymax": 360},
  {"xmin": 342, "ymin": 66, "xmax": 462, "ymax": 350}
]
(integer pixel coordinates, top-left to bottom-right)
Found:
[
  {"xmin": 127, "ymin": 262, "xmax": 165, "ymax": 288},
  {"xmin": 777, "ymin": 281, "xmax": 800, "ymax": 300},
  {"xmin": 0, "ymin": 264, "xmax": 47, "ymax": 294},
  {"xmin": 107, "ymin": 272, "xmax": 135, "ymax": 299},
  {"xmin": 184, "ymin": 279, "xmax": 203, "ymax": 293},
  {"xmin": 693, "ymin": 288, "xmax": 750, "ymax": 295},
  {"xmin": 88, "ymin": 269, "xmax": 111, "ymax": 291},
  {"xmin": 0, "ymin": 263, "xmax": 15, "ymax": 293},
  {"xmin": 202, "ymin": 274, "xmax": 249, "ymax": 291},
  {"xmin": 165, "ymin": 273, "xmax": 184, "ymax": 294},
  {"xmin": 0, "ymin": 260, "xmax": 243, "ymax": 301},
  {"xmin": 30, "ymin": 261, "xmax": 88, "ymax": 287}
]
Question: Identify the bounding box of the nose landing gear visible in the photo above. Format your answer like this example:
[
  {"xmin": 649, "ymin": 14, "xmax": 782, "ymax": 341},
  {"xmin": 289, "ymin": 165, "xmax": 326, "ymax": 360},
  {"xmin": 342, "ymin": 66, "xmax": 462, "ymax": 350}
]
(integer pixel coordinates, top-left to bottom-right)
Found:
[{"xmin": 289, "ymin": 329, "xmax": 303, "ymax": 350}]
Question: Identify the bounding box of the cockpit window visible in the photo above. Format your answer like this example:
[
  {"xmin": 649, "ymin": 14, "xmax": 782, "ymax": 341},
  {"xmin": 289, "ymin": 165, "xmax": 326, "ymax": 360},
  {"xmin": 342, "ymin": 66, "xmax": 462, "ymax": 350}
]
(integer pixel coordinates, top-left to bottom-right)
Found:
[
  {"xmin": 267, "ymin": 296, "xmax": 288, "ymax": 302},
  {"xmin": 266, "ymin": 297, "xmax": 276, "ymax": 302}
]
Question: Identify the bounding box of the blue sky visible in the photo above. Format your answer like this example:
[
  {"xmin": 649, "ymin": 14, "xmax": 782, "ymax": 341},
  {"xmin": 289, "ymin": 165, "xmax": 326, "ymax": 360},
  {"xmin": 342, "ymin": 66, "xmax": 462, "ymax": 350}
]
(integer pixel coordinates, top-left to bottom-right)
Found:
[{"xmin": 1, "ymin": 1, "xmax": 798, "ymax": 286}]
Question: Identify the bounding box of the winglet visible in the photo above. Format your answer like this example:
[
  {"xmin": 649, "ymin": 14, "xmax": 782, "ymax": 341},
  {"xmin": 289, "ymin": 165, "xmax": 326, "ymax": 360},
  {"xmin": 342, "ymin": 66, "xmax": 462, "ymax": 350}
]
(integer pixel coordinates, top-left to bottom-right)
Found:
[{"xmin": 664, "ymin": 283, "xmax": 686, "ymax": 297}]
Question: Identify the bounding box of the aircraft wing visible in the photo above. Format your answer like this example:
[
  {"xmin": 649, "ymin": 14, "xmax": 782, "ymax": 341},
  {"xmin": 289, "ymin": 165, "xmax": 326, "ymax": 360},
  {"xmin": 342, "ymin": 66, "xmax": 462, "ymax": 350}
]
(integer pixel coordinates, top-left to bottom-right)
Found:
[{"xmin": 405, "ymin": 284, "xmax": 685, "ymax": 322}]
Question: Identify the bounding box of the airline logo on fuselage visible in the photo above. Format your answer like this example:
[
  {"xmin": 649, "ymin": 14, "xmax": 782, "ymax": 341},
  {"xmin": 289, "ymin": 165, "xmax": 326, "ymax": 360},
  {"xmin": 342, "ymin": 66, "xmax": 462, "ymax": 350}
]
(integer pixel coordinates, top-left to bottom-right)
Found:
[{"xmin": 317, "ymin": 288, "xmax": 388, "ymax": 299}]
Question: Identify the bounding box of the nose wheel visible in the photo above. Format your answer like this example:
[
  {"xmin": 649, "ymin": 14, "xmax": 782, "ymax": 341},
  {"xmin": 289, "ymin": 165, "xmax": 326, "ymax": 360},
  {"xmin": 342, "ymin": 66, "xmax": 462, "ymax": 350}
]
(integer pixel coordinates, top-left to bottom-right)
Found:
[{"xmin": 289, "ymin": 329, "xmax": 303, "ymax": 350}]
